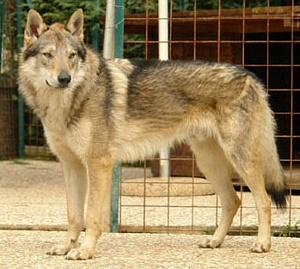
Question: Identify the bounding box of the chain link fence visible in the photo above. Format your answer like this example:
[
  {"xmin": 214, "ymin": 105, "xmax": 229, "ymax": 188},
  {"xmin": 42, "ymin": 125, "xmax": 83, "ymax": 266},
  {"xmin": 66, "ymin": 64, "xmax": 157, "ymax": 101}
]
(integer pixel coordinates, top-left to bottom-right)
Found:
[{"xmin": 0, "ymin": 0, "xmax": 18, "ymax": 159}]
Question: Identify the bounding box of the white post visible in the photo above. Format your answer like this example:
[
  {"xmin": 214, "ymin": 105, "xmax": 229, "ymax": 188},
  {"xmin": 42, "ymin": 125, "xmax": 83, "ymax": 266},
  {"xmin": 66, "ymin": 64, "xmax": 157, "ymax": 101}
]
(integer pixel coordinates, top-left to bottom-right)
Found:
[
  {"xmin": 158, "ymin": 0, "xmax": 169, "ymax": 61},
  {"xmin": 158, "ymin": 0, "xmax": 170, "ymax": 177},
  {"xmin": 103, "ymin": 0, "xmax": 115, "ymax": 60}
]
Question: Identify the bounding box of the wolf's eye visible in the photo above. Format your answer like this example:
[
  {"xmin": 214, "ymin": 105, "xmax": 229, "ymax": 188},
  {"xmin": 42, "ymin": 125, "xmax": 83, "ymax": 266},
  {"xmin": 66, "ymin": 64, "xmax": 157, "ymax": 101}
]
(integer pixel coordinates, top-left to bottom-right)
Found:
[
  {"xmin": 43, "ymin": 52, "xmax": 53, "ymax": 59},
  {"xmin": 69, "ymin": 52, "xmax": 76, "ymax": 59}
]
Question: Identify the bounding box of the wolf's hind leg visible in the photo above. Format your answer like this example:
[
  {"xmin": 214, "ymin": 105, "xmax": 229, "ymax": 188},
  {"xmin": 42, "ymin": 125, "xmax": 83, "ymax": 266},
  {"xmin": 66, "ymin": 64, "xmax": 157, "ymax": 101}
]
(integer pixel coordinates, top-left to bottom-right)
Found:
[
  {"xmin": 235, "ymin": 166, "xmax": 271, "ymax": 252},
  {"xmin": 47, "ymin": 157, "xmax": 87, "ymax": 256},
  {"xmin": 190, "ymin": 138, "xmax": 240, "ymax": 249},
  {"xmin": 223, "ymin": 137, "xmax": 272, "ymax": 252}
]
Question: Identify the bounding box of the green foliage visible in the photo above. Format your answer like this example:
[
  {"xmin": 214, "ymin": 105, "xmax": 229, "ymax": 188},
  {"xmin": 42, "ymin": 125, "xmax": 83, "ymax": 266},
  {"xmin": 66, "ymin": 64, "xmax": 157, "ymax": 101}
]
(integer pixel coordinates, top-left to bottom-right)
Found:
[
  {"xmin": 124, "ymin": 0, "xmax": 268, "ymax": 13},
  {"xmin": 1, "ymin": 1, "xmax": 18, "ymax": 80},
  {"xmin": 124, "ymin": 0, "xmax": 265, "ymax": 13},
  {"xmin": 24, "ymin": 0, "xmax": 106, "ymax": 45},
  {"xmin": 277, "ymin": 222, "xmax": 300, "ymax": 238},
  {"xmin": 27, "ymin": 0, "xmax": 104, "ymax": 24},
  {"xmin": 124, "ymin": 34, "xmax": 145, "ymax": 60},
  {"xmin": 177, "ymin": 0, "xmax": 268, "ymax": 11},
  {"xmin": 11, "ymin": 159, "xmax": 30, "ymax": 165},
  {"xmin": 125, "ymin": 0, "xmax": 158, "ymax": 13}
]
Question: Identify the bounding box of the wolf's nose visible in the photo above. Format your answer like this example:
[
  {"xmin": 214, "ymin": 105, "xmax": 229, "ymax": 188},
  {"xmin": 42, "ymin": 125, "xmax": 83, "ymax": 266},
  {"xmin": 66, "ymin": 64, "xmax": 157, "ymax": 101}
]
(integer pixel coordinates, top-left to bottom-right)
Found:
[{"xmin": 58, "ymin": 71, "xmax": 71, "ymax": 86}]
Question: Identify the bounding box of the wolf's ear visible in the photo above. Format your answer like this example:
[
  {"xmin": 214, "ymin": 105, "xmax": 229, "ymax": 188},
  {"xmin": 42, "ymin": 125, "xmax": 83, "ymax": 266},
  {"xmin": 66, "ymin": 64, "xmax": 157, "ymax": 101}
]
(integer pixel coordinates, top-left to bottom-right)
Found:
[
  {"xmin": 66, "ymin": 9, "xmax": 84, "ymax": 41},
  {"xmin": 24, "ymin": 10, "xmax": 47, "ymax": 45}
]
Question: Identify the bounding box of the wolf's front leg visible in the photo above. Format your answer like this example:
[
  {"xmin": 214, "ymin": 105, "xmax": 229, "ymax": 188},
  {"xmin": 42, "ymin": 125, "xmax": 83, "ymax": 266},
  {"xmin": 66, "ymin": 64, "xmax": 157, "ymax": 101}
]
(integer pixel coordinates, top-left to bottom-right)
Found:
[
  {"xmin": 66, "ymin": 157, "xmax": 113, "ymax": 260},
  {"xmin": 47, "ymin": 158, "xmax": 87, "ymax": 256}
]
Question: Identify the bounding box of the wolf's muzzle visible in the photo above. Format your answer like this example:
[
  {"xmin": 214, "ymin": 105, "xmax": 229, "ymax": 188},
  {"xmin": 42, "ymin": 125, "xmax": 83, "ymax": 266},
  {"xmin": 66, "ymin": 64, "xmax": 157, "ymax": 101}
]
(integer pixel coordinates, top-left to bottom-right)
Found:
[{"xmin": 58, "ymin": 71, "xmax": 71, "ymax": 87}]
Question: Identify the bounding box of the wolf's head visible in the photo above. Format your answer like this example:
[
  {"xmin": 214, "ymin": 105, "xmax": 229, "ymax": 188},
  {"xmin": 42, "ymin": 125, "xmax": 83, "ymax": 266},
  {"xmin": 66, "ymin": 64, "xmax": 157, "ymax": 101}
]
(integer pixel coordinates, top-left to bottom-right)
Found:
[{"xmin": 21, "ymin": 9, "xmax": 87, "ymax": 89}]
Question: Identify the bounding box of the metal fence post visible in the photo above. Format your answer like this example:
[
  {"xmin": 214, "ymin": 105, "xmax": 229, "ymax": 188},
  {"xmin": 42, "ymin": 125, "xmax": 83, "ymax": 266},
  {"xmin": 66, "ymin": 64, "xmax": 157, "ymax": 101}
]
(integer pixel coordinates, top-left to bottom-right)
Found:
[
  {"xmin": 0, "ymin": 0, "xmax": 4, "ymax": 73},
  {"xmin": 17, "ymin": 0, "xmax": 25, "ymax": 158},
  {"xmin": 92, "ymin": 0, "xmax": 100, "ymax": 52},
  {"xmin": 110, "ymin": 0, "xmax": 124, "ymax": 233},
  {"xmin": 115, "ymin": 0, "xmax": 124, "ymax": 59}
]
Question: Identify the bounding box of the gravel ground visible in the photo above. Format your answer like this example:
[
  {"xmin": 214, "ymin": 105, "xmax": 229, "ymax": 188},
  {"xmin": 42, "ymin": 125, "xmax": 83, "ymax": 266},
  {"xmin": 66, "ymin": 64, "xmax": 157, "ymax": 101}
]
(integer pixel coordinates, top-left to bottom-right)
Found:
[
  {"xmin": 0, "ymin": 160, "xmax": 300, "ymax": 268},
  {"xmin": 1, "ymin": 231, "xmax": 300, "ymax": 269}
]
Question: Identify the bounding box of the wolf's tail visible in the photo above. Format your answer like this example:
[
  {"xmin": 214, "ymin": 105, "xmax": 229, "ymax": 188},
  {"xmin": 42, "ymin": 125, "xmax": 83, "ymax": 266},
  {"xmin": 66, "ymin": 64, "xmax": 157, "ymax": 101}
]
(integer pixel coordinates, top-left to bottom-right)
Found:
[
  {"xmin": 252, "ymin": 79, "xmax": 287, "ymax": 209},
  {"xmin": 264, "ymin": 148, "xmax": 287, "ymax": 209},
  {"xmin": 266, "ymin": 172, "xmax": 287, "ymax": 209},
  {"xmin": 244, "ymin": 75, "xmax": 287, "ymax": 209}
]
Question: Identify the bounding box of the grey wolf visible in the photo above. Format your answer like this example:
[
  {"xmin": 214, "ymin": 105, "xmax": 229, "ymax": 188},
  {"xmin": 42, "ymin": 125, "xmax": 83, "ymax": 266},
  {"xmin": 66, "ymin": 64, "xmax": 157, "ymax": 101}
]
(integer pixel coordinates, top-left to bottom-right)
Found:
[{"xmin": 18, "ymin": 9, "xmax": 286, "ymax": 260}]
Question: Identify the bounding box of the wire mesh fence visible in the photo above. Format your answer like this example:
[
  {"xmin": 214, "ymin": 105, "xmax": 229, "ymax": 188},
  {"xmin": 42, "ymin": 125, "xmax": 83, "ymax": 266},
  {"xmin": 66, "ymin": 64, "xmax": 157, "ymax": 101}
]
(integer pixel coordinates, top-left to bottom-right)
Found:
[
  {"xmin": 119, "ymin": 0, "xmax": 300, "ymax": 235},
  {"xmin": 0, "ymin": 84, "xmax": 18, "ymax": 159},
  {"xmin": 0, "ymin": 1, "xmax": 18, "ymax": 159},
  {"xmin": 0, "ymin": 1, "xmax": 299, "ymax": 235}
]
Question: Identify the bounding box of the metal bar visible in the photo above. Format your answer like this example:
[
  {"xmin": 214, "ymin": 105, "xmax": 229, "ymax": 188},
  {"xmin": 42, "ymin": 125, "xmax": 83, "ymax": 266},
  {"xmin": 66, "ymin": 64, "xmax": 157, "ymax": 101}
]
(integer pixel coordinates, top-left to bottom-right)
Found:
[
  {"xmin": 115, "ymin": 0, "xmax": 124, "ymax": 58},
  {"xmin": 110, "ymin": 0, "xmax": 124, "ymax": 233},
  {"xmin": 0, "ymin": 0, "xmax": 4, "ymax": 74},
  {"xmin": 288, "ymin": 0, "xmax": 295, "ymax": 230},
  {"xmin": 111, "ymin": 163, "xmax": 121, "ymax": 233},
  {"xmin": 17, "ymin": 0, "xmax": 25, "ymax": 158},
  {"xmin": 145, "ymin": 0, "xmax": 149, "ymax": 59},
  {"xmin": 92, "ymin": 0, "xmax": 100, "ymax": 52}
]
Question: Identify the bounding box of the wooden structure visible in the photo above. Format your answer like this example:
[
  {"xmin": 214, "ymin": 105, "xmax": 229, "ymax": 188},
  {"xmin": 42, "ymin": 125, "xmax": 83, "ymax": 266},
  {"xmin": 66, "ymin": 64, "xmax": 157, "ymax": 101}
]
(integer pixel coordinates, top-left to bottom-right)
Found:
[
  {"xmin": 124, "ymin": 6, "xmax": 300, "ymax": 61},
  {"xmin": 122, "ymin": 6, "xmax": 300, "ymax": 189}
]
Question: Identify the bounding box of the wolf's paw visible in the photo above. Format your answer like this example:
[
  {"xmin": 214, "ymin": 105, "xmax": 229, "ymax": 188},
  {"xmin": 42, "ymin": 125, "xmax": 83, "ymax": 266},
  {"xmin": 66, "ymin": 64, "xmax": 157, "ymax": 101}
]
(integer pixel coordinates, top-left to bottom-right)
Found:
[
  {"xmin": 198, "ymin": 237, "xmax": 222, "ymax": 249},
  {"xmin": 250, "ymin": 240, "xmax": 271, "ymax": 253},
  {"xmin": 66, "ymin": 247, "xmax": 94, "ymax": 260},
  {"xmin": 47, "ymin": 244, "xmax": 72, "ymax": 256}
]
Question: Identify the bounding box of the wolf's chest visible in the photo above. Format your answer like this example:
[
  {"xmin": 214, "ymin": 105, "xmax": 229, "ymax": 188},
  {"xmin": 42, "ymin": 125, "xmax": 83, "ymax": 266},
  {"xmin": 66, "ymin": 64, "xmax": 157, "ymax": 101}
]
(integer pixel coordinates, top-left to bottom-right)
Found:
[{"xmin": 43, "ymin": 117, "xmax": 93, "ymax": 160}]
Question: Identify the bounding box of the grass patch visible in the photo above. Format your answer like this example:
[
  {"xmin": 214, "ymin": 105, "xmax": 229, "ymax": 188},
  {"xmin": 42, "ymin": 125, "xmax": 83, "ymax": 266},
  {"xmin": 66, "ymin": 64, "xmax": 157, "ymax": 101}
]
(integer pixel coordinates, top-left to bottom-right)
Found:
[
  {"xmin": 274, "ymin": 222, "xmax": 300, "ymax": 238},
  {"xmin": 10, "ymin": 159, "xmax": 30, "ymax": 165}
]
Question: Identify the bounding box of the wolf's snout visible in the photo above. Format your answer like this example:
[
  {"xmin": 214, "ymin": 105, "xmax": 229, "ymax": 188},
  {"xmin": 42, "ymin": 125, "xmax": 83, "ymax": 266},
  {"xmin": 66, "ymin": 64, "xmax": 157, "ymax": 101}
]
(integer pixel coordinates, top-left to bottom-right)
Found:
[{"xmin": 58, "ymin": 71, "xmax": 71, "ymax": 86}]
